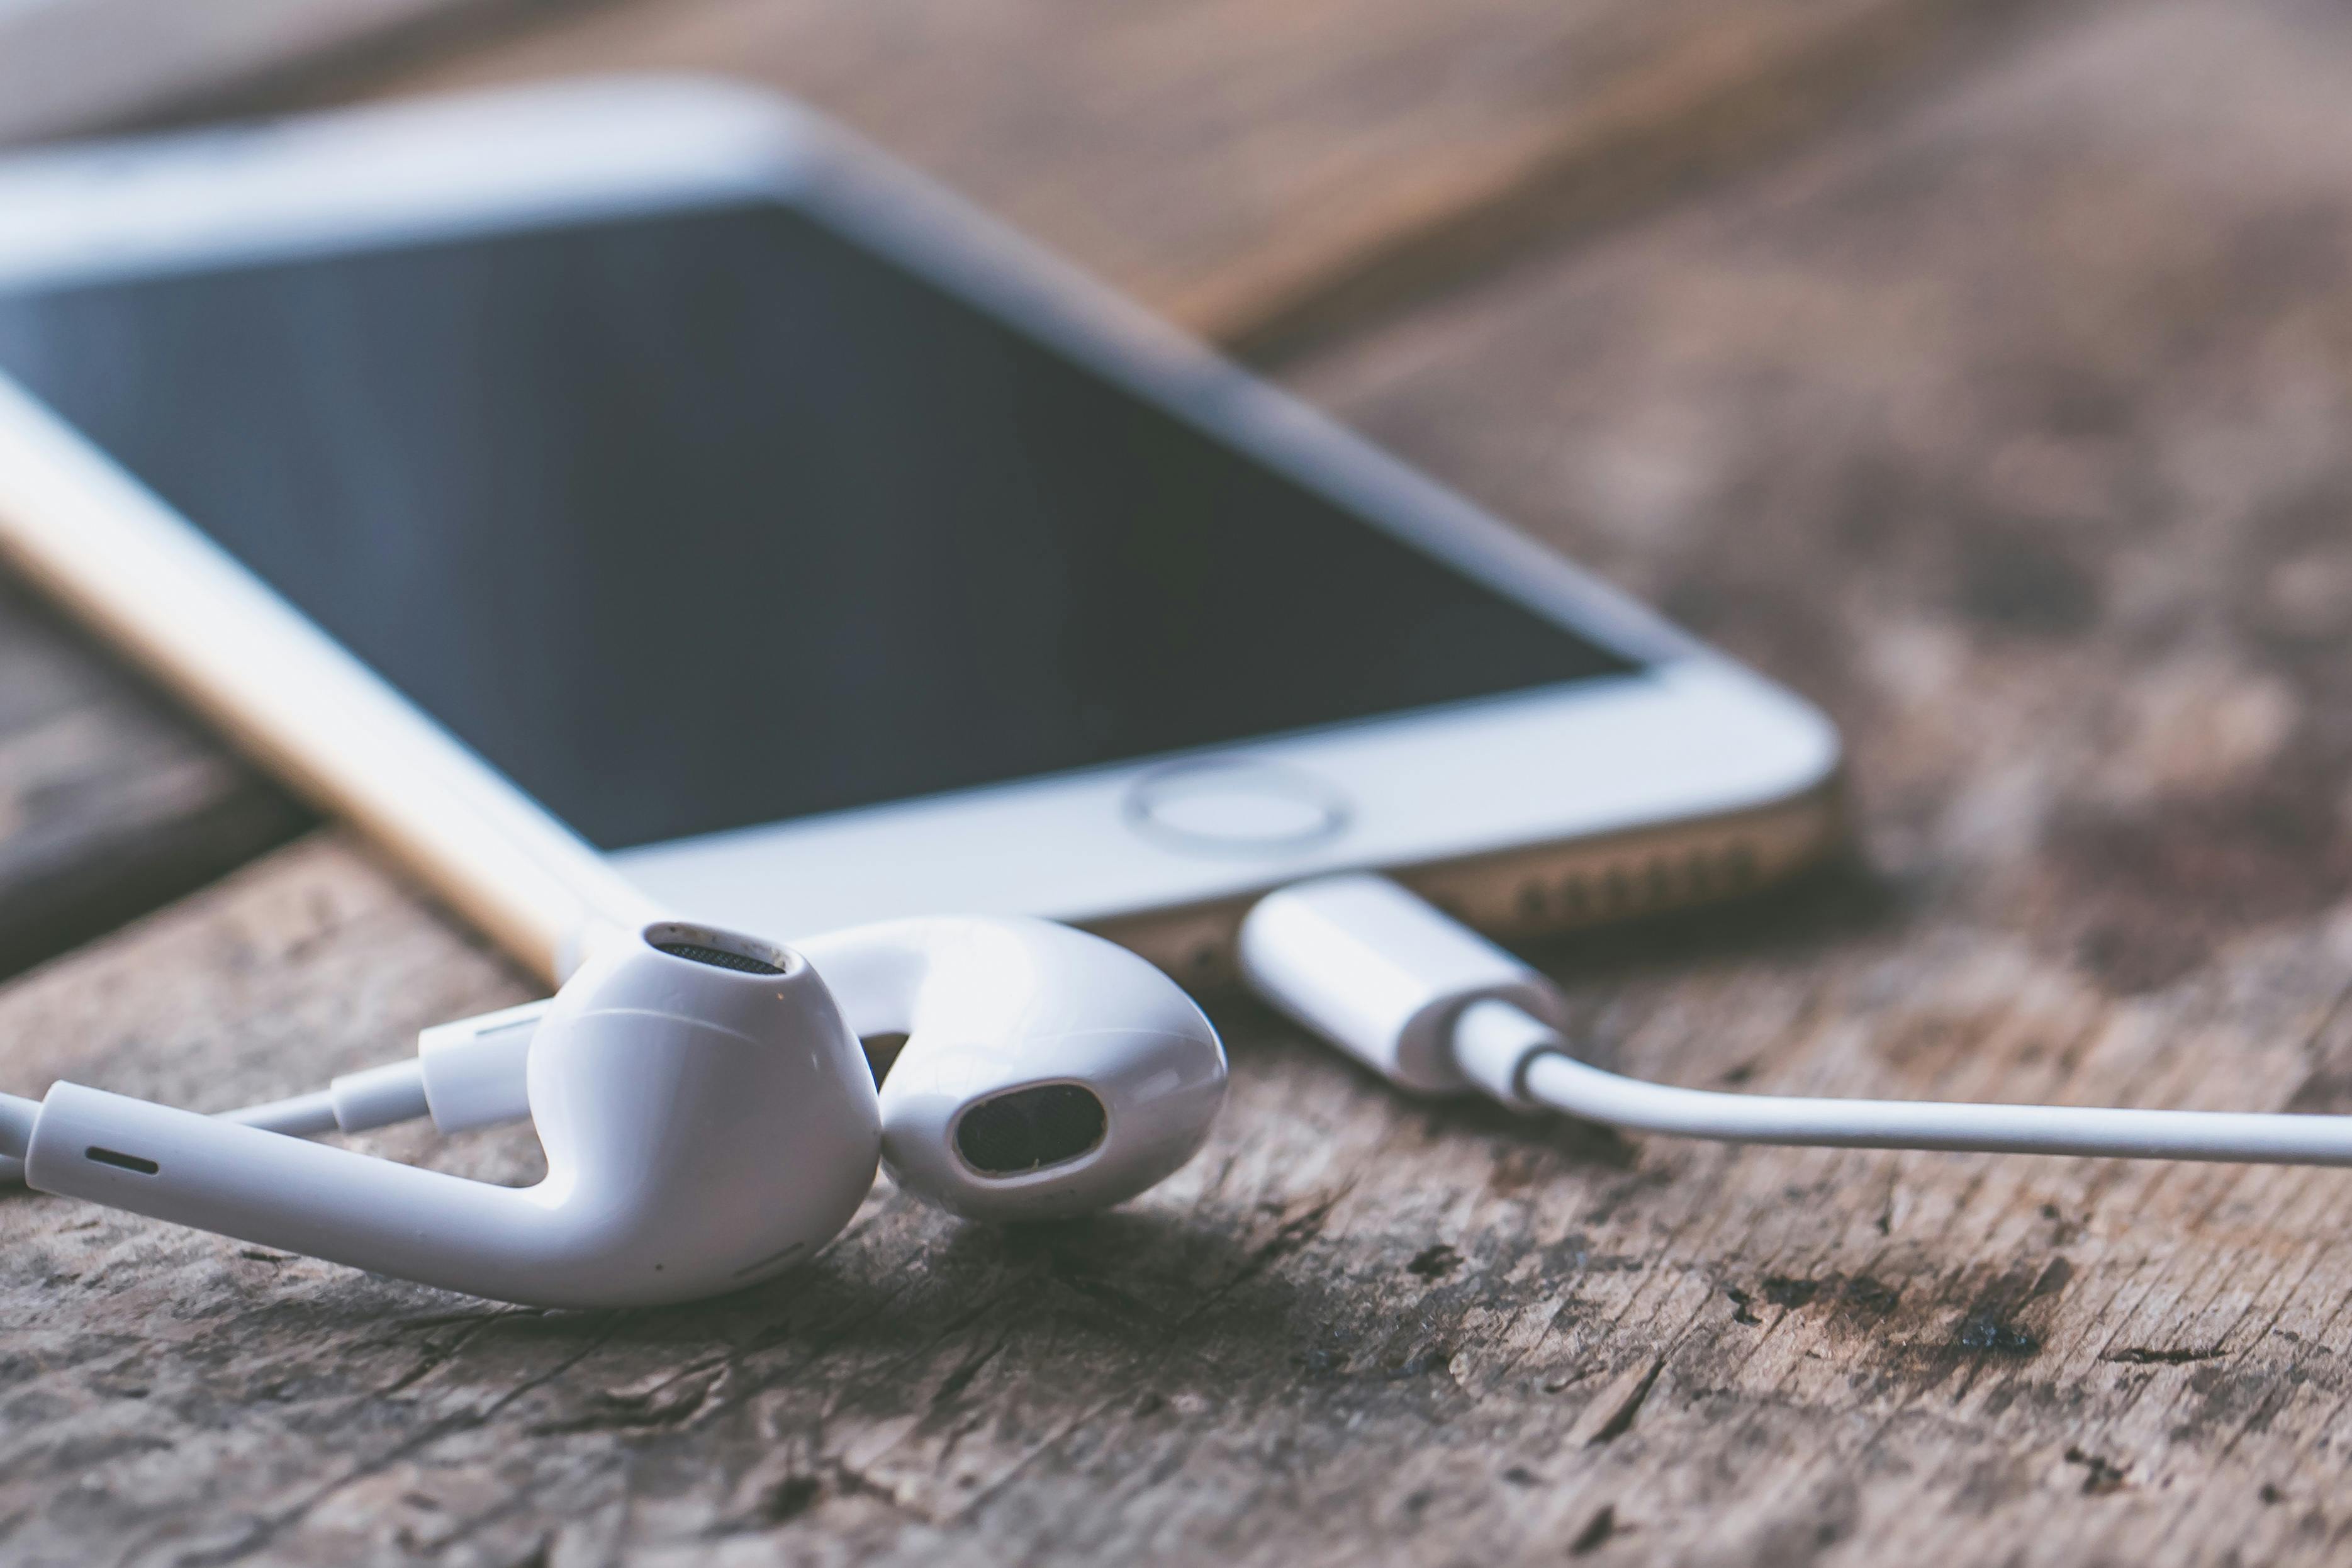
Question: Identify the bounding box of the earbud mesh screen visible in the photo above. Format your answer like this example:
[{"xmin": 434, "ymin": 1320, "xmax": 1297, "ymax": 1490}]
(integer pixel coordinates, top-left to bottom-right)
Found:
[
  {"xmin": 654, "ymin": 941, "xmax": 785, "ymax": 976},
  {"xmin": 955, "ymin": 1084, "xmax": 1108, "ymax": 1175}
]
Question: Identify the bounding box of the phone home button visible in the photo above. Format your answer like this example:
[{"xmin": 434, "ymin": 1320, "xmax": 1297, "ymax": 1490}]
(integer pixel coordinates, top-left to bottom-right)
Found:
[{"xmin": 1124, "ymin": 759, "xmax": 1351, "ymax": 856}]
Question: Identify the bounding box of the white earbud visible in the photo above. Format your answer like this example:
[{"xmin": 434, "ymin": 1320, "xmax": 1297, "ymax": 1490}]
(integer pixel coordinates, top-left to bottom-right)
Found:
[
  {"xmin": 225, "ymin": 916, "xmax": 1229, "ymax": 1218},
  {"xmin": 797, "ymin": 918, "xmax": 1228, "ymax": 1221},
  {"xmin": 0, "ymin": 916, "xmax": 1225, "ymax": 1308},
  {"xmin": 1, "ymin": 921, "xmax": 874, "ymax": 1308}
]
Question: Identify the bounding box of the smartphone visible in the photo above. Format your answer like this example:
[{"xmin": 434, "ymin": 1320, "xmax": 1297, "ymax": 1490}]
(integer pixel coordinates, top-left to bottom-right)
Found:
[{"xmin": 0, "ymin": 79, "xmax": 1842, "ymax": 987}]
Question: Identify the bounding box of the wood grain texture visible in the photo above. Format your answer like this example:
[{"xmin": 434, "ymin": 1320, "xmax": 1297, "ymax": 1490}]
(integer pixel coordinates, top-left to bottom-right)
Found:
[
  {"xmin": 0, "ymin": 577, "xmax": 307, "ymax": 979},
  {"xmin": 0, "ymin": 0, "xmax": 507, "ymax": 147},
  {"xmin": 9, "ymin": 3, "xmax": 2352, "ymax": 1562},
  {"xmin": 321, "ymin": 0, "xmax": 2022, "ymax": 347}
]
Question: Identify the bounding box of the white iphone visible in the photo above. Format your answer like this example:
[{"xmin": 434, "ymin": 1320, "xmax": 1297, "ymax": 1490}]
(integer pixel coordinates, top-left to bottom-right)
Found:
[{"xmin": 0, "ymin": 79, "xmax": 1841, "ymax": 987}]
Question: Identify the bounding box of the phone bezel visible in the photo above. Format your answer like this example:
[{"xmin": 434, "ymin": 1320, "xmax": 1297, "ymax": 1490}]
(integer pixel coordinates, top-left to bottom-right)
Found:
[{"xmin": 0, "ymin": 77, "xmax": 1839, "ymax": 976}]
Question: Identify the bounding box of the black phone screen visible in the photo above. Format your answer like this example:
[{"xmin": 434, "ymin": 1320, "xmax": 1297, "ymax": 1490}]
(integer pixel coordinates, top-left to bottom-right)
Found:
[{"xmin": 0, "ymin": 199, "xmax": 1635, "ymax": 849}]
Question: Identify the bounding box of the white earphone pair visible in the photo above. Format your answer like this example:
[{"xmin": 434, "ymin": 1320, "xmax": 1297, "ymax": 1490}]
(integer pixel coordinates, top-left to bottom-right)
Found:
[
  {"xmin": 0, "ymin": 916, "xmax": 1226, "ymax": 1308},
  {"xmin": 9, "ymin": 873, "xmax": 2351, "ymax": 1314}
]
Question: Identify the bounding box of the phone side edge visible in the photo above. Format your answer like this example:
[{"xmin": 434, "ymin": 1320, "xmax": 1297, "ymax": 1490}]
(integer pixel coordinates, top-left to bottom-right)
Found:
[{"xmin": 0, "ymin": 376, "xmax": 658, "ymax": 983}]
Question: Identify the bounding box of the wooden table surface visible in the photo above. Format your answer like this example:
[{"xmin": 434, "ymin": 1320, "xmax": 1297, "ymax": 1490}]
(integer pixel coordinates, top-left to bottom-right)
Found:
[{"xmin": 6, "ymin": 1, "xmax": 2352, "ymax": 1562}]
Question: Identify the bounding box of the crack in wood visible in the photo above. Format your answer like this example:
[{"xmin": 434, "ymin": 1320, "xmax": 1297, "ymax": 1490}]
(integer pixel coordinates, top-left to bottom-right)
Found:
[
  {"xmin": 168, "ymin": 1319, "xmax": 631, "ymax": 1566},
  {"xmin": 530, "ymin": 1364, "xmax": 725, "ymax": 1436},
  {"xmin": 1587, "ymin": 1354, "xmax": 1666, "ymax": 1445},
  {"xmin": 372, "ymin": 1305, "xmax": 532, "ymax": 1397},
  {"xmin": 1184, "ymin": 1184, "xmax": 1355, "ymax": 1316},
  {"xmin": 2063, "ymin": 1446, "xmax": 2130, "ymax": 1496},
  {"xmin": 1568, "ymin": 1503, "xmax": 1622, "ymax": 1555},
  {"xmin": 929, "ymin": 1330, "xmax": 1012, "ymax": 1409}
]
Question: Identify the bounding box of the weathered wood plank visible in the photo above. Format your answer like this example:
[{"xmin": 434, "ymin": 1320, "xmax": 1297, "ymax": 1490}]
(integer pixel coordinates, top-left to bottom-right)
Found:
[
  {"xmin": 0, "ymin": 0, "xmax": 2026, "ymax": 992},
  {"xmin": 8, "ymin": 3, "xmax": 2352, "ymax": 1562},
  {"xmin": 0, "ymin": 0, "xmax": 505, "ymax": 147},
  {"xmin": 325, "ymin": 0, "xmax": 2025, "ymax": 346},
  {"xmin": 0, "ymin": 578, "xmax": 306, "ymax": 978}
]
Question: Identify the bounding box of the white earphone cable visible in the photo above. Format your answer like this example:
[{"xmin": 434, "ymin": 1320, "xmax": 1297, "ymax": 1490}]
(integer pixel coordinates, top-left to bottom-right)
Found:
[
  {"xmin": 0, "ymin": 1091, "xmax": 36, "ymax": 1162},
  {"xmin": 223, "ymin": 1090, "xmax": 340, "ymax": 1138},
  {"xmin": 1243, "ymin": 875, "xmax": 2352, "ymax": 1168},
  {"xmin": 1465, "ymin": 1001, "xmax": 2352, "ymax": 1165}
]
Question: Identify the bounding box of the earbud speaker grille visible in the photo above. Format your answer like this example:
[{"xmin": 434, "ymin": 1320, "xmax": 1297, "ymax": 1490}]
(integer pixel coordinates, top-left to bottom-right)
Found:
[
  {"xmin": 654, "ymin": 941, "xmax": 785, "ymax": 976},
  {"xmin": 955, "ymin": 1085, "xmax": 1108, "ymax": 1175}
]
